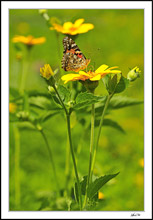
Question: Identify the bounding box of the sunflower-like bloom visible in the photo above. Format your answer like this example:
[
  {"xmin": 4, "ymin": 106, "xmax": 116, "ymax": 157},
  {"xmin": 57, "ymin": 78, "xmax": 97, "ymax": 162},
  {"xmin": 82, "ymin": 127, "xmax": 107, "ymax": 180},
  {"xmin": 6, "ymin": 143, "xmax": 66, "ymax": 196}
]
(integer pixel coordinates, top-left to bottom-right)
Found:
[
  {"xmin": 61, "ymin": 64, "xmax": 121, "ymax": 84},
  {"xmin": 12, "ymin": 35, "xmax": 46, "ymax": 46},
  {"xmin": 40, "ymin": 64, "xmax": 54, "ymax": 80},
  {"xmin": 50, "ymin": 18, "xmax": 94, "ymax": 35}
]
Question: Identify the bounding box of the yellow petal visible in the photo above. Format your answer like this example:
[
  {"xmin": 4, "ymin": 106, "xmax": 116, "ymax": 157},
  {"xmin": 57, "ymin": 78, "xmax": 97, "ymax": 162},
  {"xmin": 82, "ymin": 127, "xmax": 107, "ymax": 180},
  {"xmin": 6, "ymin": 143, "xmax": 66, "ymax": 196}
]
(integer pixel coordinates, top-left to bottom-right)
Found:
[
  {"xmin": 51, "ymin": 23, "xmax": 63, "ymax": 32},
  {"xmin": 12, "ymin": 35, "xmax": 29, "ymax": 44},
  {"xmin": 76, "ymin": 23, "xmax": 94, "ymax": 34},
  {"xmin": 61, "ymin": 74, "xmax": 77, "ymax": 80},
  {"xmin": 32, "ymin": 37, "xmax": 46, "ymax": 45},
  {"xmin": 108, "ymin": 66, "xmax": 119, "ymax": 70},
  {"xmin": 95, "ymin": 64, "xmax": 109, "ymax": 73},
  {"xmin": 63, "ymin": 22, "xmax": 73, "ymax": 30},
  {"xmin": 109, "ymin": 70, "xmax": 122, "ymax": 74},
  {"xmin": 74, "ymin": 18, "xmax": 85, "ymax": 27},
  {"xmin": 79, "ymin": 71, "xmax": 90, "ymax": 77},
  {"xmin": 90, "ymin": 74, "xmax": 101, "ymax": 81}
]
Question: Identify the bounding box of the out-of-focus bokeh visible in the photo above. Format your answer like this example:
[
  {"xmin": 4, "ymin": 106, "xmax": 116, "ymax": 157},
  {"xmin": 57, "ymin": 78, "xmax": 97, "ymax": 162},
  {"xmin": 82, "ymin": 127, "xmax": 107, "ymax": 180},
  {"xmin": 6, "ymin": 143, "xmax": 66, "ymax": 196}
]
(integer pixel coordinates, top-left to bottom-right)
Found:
[{"xmin": 9, "ymin": 9, "xmax": 144, "ymax": 211}]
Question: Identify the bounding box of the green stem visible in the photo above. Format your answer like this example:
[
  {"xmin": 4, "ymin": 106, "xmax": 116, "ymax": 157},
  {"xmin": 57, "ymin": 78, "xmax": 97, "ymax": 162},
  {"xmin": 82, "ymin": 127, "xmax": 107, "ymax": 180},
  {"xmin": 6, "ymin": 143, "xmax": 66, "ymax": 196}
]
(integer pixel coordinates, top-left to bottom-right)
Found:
[
  {"xmin": 19, "ymin": 48, "xmax": 31, "ymax": 94},
  {"xmin": 83, "ymin": 103, "xmax": 95, "ymax": 208},
  {"xmin": 64, "ymin": 133, "xmax": 71, "ymax": 194},
  {"xmin": 40, "ymin": 129, "xmax": 60, "ymax": 195},
  {"xmin": 91, "ymin": 94, "xmax": 113, "ymax": 178},
  {"xmin": 52, "ymin": 84, "xmax": 68, "ymax": 115},
  {"xmin": 53, "ymin": 84, "xmax": 82, "ymax": 210},
  {"xmin": 88, "ymin": 103, "xmax": 95, "ymax": 184},
  {"xmin": 66, "ymin": 114, "xmax": 82, "ymax": 210},
  {"xmin": 13, "ymin": 125, "xmax": 20, "ymax": 208}
]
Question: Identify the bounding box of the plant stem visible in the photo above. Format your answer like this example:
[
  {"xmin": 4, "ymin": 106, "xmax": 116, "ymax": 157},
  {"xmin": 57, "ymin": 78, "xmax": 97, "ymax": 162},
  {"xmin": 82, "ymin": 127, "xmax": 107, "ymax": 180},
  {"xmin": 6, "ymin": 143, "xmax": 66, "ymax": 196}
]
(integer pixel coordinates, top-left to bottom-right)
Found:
[
  {"xmin": 64, "ymin": 133, "xmax": 71, "ymax": 194},
  {"xmin": 19, "ymin": 48, "xmax": 31, "ymax": 94},
  {"xmin": 91, "ymin": 94, "xmax": 113, "ymax": 178},
  {"xmin": 88, "ymin": 103, "xmax": 95, "ymax": 184},
  {"xmin": 53, "ymin": 84, "xmax": 82, "ymax": 210},
  {"xmin": 40, "ymin": 129, "xmax": 60, "ymax": 195},
  {"xmin": 66, "ymin": 114, "xmax": 82, "ymax": 210},
  {"xmin": 83, "ymin": 103, "xmax": 95, "ymax": 208},
  {"xmin": 13, "ymin": 124, "xmax": 20, "ymax": 208},
  {"xmin": 52, "ymin": 84, "xmax": 68, "ymax": 114}
]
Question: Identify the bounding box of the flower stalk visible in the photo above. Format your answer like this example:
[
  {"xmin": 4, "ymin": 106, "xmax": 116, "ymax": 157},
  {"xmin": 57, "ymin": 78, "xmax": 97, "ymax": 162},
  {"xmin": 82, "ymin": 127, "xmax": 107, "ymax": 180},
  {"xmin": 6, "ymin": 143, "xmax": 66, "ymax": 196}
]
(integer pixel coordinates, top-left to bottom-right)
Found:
[
  {"xmin": 14, "ymin": 124, "xmax": 20, "ymax": 208},
  {"xmin": 83, "ymin": 102, "xmax": 95, "ymax": 208},
  {"xmin": 52, "ymin": 83, "xmax": 82, "ymax": 210},
  {"xmin": 91, "ymin": 93, "xmax": 113, "ymax": 178},
  {"xmin": 19, "ymin": 49, "xmax": 31, "ymax": 94},
  {"xmin": 40, "ymin": 129, "xmax": 60, "ymax": 195}
]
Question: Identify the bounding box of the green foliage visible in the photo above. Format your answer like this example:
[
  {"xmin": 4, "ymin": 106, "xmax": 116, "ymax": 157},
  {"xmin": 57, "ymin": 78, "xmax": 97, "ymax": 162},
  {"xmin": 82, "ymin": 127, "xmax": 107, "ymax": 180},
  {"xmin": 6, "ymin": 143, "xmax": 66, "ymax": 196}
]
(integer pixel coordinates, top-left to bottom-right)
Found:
[
  {"xmin": 74, "ymin": 92, "xmax": 105, "ymax": 109},
  {"xmin": 95, "ymin": 118, "xmax": 125, "ymax": 134},
  {"xmin": 87, "ymin": 173, "xmax": 120, "ymax": 200},
  {"xmin": 109, "ymin": 96, "xmax": 143, "ymax": 109},
  {"xmin": 57, "ymin": 85, "xmax": 71, "ymax": 105},
  {"xmin": 114, "ymin": 76, "xmax": 129, "ymax": 94},
  {"xmin": 9, "ymin": 9, "xmax": 144, "ymax": 212}
]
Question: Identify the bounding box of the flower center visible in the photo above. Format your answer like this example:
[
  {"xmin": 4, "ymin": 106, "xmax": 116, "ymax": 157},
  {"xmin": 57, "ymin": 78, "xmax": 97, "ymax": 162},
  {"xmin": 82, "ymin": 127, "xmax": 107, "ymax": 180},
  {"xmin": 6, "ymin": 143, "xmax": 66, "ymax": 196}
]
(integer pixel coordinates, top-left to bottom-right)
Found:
[
  {"xmin": 69, "ymin": 26, "xmax": 77, "ymax": 32},
  {"xmin": 27, "ymin": 36, "xmax": 34, "ymax": 45}
]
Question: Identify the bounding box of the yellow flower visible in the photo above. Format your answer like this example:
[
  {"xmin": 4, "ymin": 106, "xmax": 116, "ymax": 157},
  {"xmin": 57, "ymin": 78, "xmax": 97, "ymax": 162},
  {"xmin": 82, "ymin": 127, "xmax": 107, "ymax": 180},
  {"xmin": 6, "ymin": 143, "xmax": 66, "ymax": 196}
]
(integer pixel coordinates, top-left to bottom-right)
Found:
[
  {"xmin": 40, "ymin": 64, "xmax": 54, "ymax": 80},
  {"xmin": 50, "ymin": 18, "xmax": 94, "ymax": 35},
  {"xmin": 98, "ymin": 192, "xmax": 105, "ymax": 200},
  {"xmin": 127, "ymin": 66, "xmax": 141, "ymax": 81},
  {"xmin": 12, "ymin": 35, "xmax": 46, "ymax": 46},
  {"xmin": 61, "ymin": 64, "xmax": 121, "ymax": 84},
  {"xmin": 139, "ymin": 158, "xmax": 144, "ymax": 168},
  {"xmin": 9, "ymin": 103, "xmax": 17, "ymax": 113}
]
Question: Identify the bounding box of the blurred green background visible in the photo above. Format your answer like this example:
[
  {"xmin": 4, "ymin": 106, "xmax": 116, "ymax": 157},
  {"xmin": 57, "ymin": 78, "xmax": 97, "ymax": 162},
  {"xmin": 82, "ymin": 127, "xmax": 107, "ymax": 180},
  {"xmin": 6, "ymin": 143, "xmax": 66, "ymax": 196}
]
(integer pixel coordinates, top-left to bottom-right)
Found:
[{"xmin": 9, "ymin": 9, "xmax": 144, "ymax": 211}]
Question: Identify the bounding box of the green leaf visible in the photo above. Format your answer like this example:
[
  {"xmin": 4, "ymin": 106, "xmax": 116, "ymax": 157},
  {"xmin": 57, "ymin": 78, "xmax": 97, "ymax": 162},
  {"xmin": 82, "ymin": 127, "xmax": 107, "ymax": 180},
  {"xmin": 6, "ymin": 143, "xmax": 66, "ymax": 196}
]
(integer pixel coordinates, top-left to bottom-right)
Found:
[
  {"xmin": 109, "ymin": 96, "xmax": 143, "ymax": 109},
  {"xmin": 103, "ymin": 119, "xmax": 125, "ymax": 133},
  {"xmin": 74, "ymin": 92, "xmax": 105, "ymax": 109},
  {"xmin": 17, "ymin": 121, "xmax": 36, "ymax": 130},
  {"xmin": 80, "ymin": 176, "xmax": 88, "ymax": 195},
  {"xmin": 39, "ymin": 111, "xmax": 61, "ymax": 123},
  {"xmin": 87, "ymin": 172, "xmax": 119, "ymax": 200},
  {"xmin": 29, "ymin": 96, "xmax": 60, "ymax": 110},
  {"xmin": 95, "ymin": 118, "xmax": 125, "ymax": 133},
  {"xmin": 108, "ymin": 74, "xmax": 117, "ymax": 94},
  {"xmin": 114, "ymin": 76, "xmax": 129, "ymax": 94},
  {"xmin": 57, "ymin": 85, "xmax": 71, "ymax": 104},
  {"xmin": 9, "ymin": 87, "xmax": 20, "ymax": 98}
]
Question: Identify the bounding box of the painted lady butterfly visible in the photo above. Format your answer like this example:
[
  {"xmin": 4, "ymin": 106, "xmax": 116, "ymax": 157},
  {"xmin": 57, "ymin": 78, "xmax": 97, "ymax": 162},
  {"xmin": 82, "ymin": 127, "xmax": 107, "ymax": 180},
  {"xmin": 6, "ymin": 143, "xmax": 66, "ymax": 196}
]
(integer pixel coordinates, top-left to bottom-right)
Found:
[{"xmin": 61, "ymin": 36, "xmax": 90, "ymax": 72}]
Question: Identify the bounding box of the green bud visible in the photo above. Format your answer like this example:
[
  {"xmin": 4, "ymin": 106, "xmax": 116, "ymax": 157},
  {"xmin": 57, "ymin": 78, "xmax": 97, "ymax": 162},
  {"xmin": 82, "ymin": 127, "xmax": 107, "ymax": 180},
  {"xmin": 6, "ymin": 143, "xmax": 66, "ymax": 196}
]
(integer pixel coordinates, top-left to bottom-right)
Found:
[
  {"xmin": 80, "ymin": 79, "xmax": 99, "ymax": 93},
  {"xmin": 127, "ymin": 66, "xmax": 141, "ymax": 81}
]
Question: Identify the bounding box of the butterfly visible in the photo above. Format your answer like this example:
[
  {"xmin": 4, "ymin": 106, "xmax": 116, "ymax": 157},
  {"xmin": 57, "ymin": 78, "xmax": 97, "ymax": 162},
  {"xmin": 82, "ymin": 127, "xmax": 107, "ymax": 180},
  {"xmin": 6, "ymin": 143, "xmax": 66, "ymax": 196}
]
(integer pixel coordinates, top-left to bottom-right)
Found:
[{"xmin": 61, "ymin": 36, "xmax": 91, "ymax": 72}]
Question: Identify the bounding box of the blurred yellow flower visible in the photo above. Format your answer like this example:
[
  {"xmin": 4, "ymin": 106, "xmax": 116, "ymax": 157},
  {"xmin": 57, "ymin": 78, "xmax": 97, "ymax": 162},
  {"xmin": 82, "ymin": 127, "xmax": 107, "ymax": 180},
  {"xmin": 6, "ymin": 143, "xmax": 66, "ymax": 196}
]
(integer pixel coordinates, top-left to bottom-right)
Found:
[
  {"xmin": 61, "ymin": 64, "xmax": 121, "ymax": 84},
  {"xmin": 40, "ymin": 64, "xmax": 54, "ymax": 80},
  {"xmin": 127, "ymin": 66, "xmax": 141, "ymax": 81},
  {"xmin": 9, "ymin": 103, "xmax": 17, "ymax": 113},
  {"xmin": 50, "ymin": 18, "xmax": 94, "ymax": 35},
  {"xmin": 12, "ymin": 35, "xmax": 46, "ymax": 46},
  {"xmin": 98, "ymin": 192, "xmax": 105, "ymax": 200},
  {"xmin": 139, "ymin": 158, "xmax": 144, "ymax": 168}
]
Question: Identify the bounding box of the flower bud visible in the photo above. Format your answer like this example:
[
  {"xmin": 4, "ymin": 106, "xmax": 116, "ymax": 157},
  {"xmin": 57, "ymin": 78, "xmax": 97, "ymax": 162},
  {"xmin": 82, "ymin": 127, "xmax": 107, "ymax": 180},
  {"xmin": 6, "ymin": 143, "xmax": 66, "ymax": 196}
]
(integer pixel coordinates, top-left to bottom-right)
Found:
[
  {"xmin": 127, "ymin": 66, "xmax": 141, "ymax": 81},
  {"xmin": 40, "ymin": 64, "xmax": 54, "ymax": 80},
  {"xmin": 38, "ymin": 9, "xmax": 47, "ymax": 15},
  {"xmin": 80, "ymin": 79, "xmax": 99, "ymax": 93}
]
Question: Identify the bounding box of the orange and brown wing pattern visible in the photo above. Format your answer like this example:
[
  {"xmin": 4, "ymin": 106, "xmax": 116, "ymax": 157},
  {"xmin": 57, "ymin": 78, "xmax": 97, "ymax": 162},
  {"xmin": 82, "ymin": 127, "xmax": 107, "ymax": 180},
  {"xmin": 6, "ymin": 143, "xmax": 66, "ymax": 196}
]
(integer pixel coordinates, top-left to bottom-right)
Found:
[{"xmin": 61, "ymin": 36, "xmax": 90, "ymax": 72}]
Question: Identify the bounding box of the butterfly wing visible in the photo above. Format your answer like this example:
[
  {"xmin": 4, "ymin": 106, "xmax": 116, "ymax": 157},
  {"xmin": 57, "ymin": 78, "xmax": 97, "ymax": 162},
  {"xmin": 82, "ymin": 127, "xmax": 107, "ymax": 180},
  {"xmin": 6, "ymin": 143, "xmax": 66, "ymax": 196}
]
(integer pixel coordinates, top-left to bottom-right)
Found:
[{"xmin": 61, "ymin": 37, "xmax": 90, "ymax": 72}]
